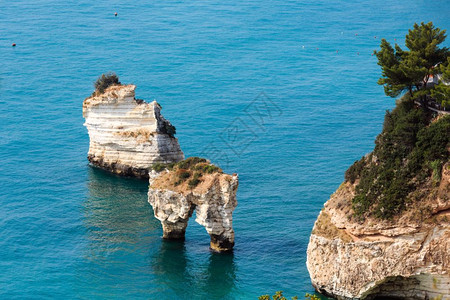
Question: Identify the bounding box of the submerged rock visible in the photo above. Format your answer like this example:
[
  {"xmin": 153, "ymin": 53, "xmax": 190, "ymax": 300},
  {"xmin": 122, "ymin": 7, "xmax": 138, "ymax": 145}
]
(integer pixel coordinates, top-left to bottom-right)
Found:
[
  {"xmin": 306, "ymin": 164, "xmax": 450, "ymax": 299},
  {"xmin": 147, "ymin": 158, "xmax": 238, "ymax": 252},
  {"xmin": 82, "ymin": 84, "xmax": 184, "ymax": 177}
]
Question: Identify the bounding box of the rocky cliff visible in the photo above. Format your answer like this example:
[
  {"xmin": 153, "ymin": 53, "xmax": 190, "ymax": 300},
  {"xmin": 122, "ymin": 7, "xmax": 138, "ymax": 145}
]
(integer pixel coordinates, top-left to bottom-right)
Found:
[
  {"xmin": 307, "ymin": 169, "xmax": 449, "ymax": 299},
  {"xmin": 307, "ymin": 105, "xmax": 450, "ymax": 299},
  {"xmin": 147, "ymin": 157, "xmax": 238, "ymax": 252},
  {"xmin": 83, "ymin": 84, "xmax": 184, "ymax": 177}
]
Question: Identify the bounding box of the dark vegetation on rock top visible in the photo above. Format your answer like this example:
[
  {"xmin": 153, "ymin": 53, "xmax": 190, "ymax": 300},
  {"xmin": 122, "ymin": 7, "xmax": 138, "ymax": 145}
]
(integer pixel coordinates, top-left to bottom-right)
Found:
[
  {"xmin": 152, "ymin": 157, "xmax": 222, "ymax": 188},
  {"xmin": 94, "ymin": 72, "xmax": 121, "ymax": 94},
  {"xmin": 92, "ymin": 73, "xmax": 178, "ymax": 137}
]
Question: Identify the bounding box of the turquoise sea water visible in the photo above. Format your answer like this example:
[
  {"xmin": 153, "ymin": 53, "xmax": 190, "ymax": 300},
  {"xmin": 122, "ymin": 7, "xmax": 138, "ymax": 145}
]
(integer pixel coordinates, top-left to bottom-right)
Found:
[{"xmin": 1, "ymin": 1, "xmax": 449, "ymax": 299}]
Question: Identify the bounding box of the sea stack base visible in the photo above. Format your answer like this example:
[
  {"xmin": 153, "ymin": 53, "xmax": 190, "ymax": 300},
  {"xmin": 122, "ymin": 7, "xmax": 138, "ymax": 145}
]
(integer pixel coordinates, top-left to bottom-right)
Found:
[
  {"xmin": 161, "ymin": 221, "xmax": 189, "ymax": 240},
  {"xmin": 209, "ymin": 234, "xmax": 234, "ymax": 252}
]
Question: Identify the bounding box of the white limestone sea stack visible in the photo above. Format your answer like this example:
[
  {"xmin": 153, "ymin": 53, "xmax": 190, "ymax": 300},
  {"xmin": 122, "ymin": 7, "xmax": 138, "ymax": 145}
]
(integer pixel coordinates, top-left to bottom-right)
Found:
[
  {"xmin": 82, "ymin": 84, "xmax": 184, "ymax": 177},
  {"xmin": 306, "ymin": 163, "xmax": 450, "ymax": 300},
  {"xmin": 147, "ymin": 158, "xmax": 238, "ymax": 252}
]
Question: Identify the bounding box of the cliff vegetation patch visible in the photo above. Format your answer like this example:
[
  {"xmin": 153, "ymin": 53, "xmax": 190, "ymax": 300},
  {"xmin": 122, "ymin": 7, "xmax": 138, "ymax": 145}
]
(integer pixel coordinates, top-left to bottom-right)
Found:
[
  {"xmin": 151, "ymin": 157, "xmax": 223, "ymax": 190},
  {"xmin": 345, "ymin": 100, "xmax": 450, "ymax": 220}
]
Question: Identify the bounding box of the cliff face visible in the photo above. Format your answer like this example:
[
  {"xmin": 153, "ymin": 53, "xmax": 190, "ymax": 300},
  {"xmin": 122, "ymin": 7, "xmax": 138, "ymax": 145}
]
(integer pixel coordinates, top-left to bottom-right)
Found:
[
  {"xmin": 307, "ymin": 103, "xmax": 450, "ymax": 299},
  {"xmin": 147, "ymin": 158, "xmax": 238, "ymax": 252},
  {"xmin": 306, "ymin": 163, "xmax": 450, "ymax": 300},
  {"xmin": 82, "ymin": 85, "xmax": 184, "ymax": 177}
]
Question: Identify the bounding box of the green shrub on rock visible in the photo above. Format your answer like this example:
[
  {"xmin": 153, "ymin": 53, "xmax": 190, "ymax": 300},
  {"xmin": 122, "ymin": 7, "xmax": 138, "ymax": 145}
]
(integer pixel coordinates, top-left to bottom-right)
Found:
[
  {"xmin": 152, "ymin": 163, "xmax": 167, "ymax": 173},
  {"xmin": 258, "ymin": 291, "xmax": 320, "ymax": 300},
  {"xmin": 94, "ymin": 72, "xmax": 121, "ymax": 94},
  {"xmin": 188, "ymin": 172, "xmax": 202, "ymax": 188},
  {"xmin": 177, "ymin": 157, "xmax": 208, "ymax": 170}
]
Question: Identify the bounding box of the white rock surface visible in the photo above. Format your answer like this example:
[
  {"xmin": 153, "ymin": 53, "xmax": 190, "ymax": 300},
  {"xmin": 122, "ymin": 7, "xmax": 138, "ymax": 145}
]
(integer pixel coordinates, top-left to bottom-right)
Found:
[
  {"xmin": 306, "ymin": 165, "xmax": 450, "ymax": 300},
  {"xmin": 82, "ymin": 85, "xmax": 184, "ymax": 177},
  {"xmin": 148, "ymin": 169, "xmax": 238, "ymax": 252}
]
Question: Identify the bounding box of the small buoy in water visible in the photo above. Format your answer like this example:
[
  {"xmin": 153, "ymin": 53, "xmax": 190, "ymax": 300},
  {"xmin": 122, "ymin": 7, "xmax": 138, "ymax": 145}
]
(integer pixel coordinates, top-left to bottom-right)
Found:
[
  {"xmin": 114, "ymin": 12, "xmax": 118, "ymax": 16},
  {"xmin": 12, "ymin": 43, "xmax": 16, "ymax": 47},
  {"xmin": 316, "ymin": 47, "xmax": 318, "ymax": 50},
  {"xmin": 302, "ymin": 45, "xmax": 305, "ymax": 49},
  {"xmin": 357, "ymin": 52, "xmax": 359, "ymax": 55},
  {"xmin": 336, "ymin": 50, "xmax": 338, "ymax": 53},
  {"xmin": 355, "ymin": 33, "xmax": 358, "ymax": 36},
  {"xmin": 394, "ymin": 38, "xmax": 397, "ymax": 41},
  {"xmin": 374, "ymin": 36, "xmax": 377, "ymax": 39}
]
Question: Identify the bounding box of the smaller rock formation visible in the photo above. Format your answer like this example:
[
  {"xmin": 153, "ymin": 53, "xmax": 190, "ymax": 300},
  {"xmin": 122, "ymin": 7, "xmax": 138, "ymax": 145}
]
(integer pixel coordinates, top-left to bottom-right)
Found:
[
  {"xmin": 82, "ymin": 84, "xmax": 184, "ymax": 177},
  {"xmin": 147, "ymin": 157, "xmax": 238, "ymax": 252}
]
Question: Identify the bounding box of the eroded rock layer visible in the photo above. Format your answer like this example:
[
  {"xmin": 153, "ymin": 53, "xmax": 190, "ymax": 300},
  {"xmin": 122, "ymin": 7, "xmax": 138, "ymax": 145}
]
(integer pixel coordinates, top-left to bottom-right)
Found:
[
  {"xmin": 83, "ymin": 85, "xmax": 184, "ymax": 177},
  {"xmin": 306, "ymin": 164, "xmax": 450, "ymax": 300},
  {"xmin": 147, "ymin": 160, "xmax": 238, "ymax": 252}
]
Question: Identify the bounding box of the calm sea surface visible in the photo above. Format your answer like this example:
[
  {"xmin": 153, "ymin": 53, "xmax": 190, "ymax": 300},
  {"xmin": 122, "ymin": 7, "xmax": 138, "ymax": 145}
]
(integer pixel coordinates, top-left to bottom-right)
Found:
[{"xmin": 1, "ymin": 1, "xmax": 449, "ymax": 299}]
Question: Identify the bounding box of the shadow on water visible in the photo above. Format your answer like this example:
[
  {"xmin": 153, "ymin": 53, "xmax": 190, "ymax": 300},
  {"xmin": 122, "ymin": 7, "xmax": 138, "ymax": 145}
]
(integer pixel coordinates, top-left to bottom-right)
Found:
[
  {"xmin": 82, "ymin": 167, "xmax": 160, "ymax": 263},
  {"xmin": 151, "ymin": 240, "xmax": 193, "ymax": 296},
  {"xmin": 205, "ymin": 252, "xmax": 237, "ymax": 299},
  {"xmin": 152, "ymin": 239, "xmax": 237, "ymax": 299}
]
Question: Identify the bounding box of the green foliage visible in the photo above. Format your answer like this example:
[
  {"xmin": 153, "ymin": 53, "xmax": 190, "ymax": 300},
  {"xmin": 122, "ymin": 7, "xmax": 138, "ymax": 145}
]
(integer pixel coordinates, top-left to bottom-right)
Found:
[
  {"xmin": 258, "ymin": 291, "xmax": 320, "ymax": 300},
  {"xmin": 152, "ymin": 162, "xmax": 167, "ymax": 172},
  {"xmin": 257, "ymin": 291, "xmax": 298, "ymax": 300},
  {"xmin": 94, "ymin": 72, "xmax": 120, "ymax": 94},
  {"xmin": 430, "ymin": 160, "xmax": 443, "ymax": 183},
  {"xmin": 405, "ymin": 22, "xmax": 448, "ymax": 69},
  {"xmin": 375, "ymin": 39, "xmax": 416, "ymax": 97},
  {"xmin": 375, "ymin": 22, "xmax": 448, "ymax": 99},
  {"xmin": 188, "ymin": 172, "xmax": 202, "ymax": 188},
  {"xmin": 431, "ymin": 57, "xmax": 450, "ymax": 108},
  {"xmin": 347, "ymin": 99, "xmax": 450, "ymax": 219},
  {"xmin": 162, "ymin": 156, "xmax": 222, "ymax": 176},
  {"xmin": 193, "ymin": 163, "xmax": 220, "ymax": 174},
  {"xmin": 177, "ymin": 157, "xmax": 208, "ymax": 170},
  {"xmin": 409, "ymin": 114, "xmax": 450, "ymax": 171},
  {"xmin": 174, "ymin": 170, "xmax": 191, "ymax": 186},
  {"xmin": 161, "ymin": 157, "xmax": 222, "ymax": 186},
  {"xmin": 344, "ymin": 156, "xmax": 365, "ymax": 183},
  {"xmin": 178, "ymin": 170, "xmax": 191, "ymax": 180},
  {"xmin": 304, "ymin": 294, "xmax": 320, "ymax": 300}
]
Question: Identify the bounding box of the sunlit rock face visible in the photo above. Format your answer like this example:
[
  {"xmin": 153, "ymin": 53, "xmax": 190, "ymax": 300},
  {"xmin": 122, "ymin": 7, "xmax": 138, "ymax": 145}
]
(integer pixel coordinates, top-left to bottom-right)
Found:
[
  {"xmin": 147, "ymin": 162, "xmax": 238, "ymax": 253},
  {"xmin": 306, "ymin": 164, "xmax": 450, "ymax": 300},
  {"xmin": 82, "ymin": 84, "xmax": 184, "ymax": 177}
]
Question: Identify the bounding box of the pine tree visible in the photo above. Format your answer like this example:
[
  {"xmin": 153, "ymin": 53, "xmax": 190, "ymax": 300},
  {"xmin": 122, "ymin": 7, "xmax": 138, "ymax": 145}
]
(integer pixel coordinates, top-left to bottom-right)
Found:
[
  {"xmin": 375, "ymin": 40, "xmax": 414, "ymax": 97},
  {"xmin": 375, "ymin": 22, "xmax": 449, "ymax": 99}
]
